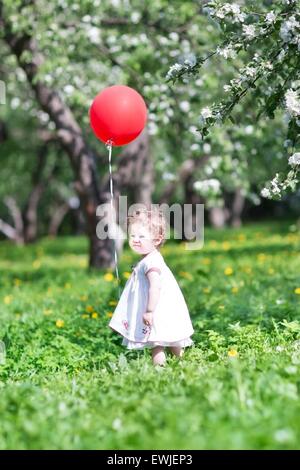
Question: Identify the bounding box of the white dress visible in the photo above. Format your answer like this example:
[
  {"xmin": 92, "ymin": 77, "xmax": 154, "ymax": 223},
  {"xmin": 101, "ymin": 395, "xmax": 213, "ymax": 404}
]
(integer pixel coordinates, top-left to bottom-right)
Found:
[{"xmin": 109, "ymin": 249, "xmax": 194, "ymax": 350}]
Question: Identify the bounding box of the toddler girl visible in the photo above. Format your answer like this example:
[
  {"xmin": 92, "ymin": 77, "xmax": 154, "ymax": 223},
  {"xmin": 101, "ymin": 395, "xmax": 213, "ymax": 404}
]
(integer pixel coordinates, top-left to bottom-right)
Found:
[{"xmin": 109, "ymin": 207, "xmax": 194, "ymax": 366}]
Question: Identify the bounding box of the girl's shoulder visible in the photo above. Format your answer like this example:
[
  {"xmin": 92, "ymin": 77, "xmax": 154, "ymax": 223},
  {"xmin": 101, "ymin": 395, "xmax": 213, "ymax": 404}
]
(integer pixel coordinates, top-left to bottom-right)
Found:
[{"xmin": 139, "ymin": 249, "xmax": 165, "ymax": 275}]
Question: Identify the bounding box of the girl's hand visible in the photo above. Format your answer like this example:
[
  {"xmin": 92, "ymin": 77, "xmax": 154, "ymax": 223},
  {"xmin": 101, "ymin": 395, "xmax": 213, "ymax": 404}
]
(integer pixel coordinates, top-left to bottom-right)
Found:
[{"xmin": 143, "ymin": 311, "xmax": 153, "ymax": 327}]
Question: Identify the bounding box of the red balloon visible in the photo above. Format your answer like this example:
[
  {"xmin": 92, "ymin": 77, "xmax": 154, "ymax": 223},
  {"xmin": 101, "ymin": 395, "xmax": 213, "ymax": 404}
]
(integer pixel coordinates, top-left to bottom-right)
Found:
[{"xmin": 89, "ymin": 85, "xmax": 147, "ymax": 146}]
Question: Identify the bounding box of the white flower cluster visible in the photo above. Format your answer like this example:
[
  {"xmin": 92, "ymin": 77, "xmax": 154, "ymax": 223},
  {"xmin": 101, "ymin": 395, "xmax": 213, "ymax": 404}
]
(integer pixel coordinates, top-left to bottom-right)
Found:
[
  {"xmin": 261, "ymin": 154, "xmax": 300, "ymax": 199},
  {"xmin": 217, "ymin": 45, "xmax": 237, "ymax": 59},
  {"xmin": 166, "ymin": 56, "xmax": 197, "ymax": 81},
  {"xmin": 242, "ymin": 24, "xmax": 256, "ymax": 40},
  {"xmin": 285, "ymin": 89, "xmax": 300, "ymax": 118},
  {"xmin": 194, "ymin": 178, "xmax": 221, "ymax": 195},
  {"xmin": 280, "ymin": 15, "xmax": 300, "ymax": 49},
  {"xmin": 199, "ymin": 107, "xmax": 221, "ymax": 127},
  {"xmin": 288, "ymin": 152, "xmax": 300, "ymax": 166},
  {"xmin": 261, "ymin": 173, "xmax": 281, "ymax": 198},
  {"xmin": 200, "ymin": 107, "xmax": 213, "ymax": 121},
  {"xmin": 266, "ymin": 11, "xmax": 277, "ymax": 24},
  {"xmin": 211, "ymin": 3, "xmax": 246, "ymax": 23}
]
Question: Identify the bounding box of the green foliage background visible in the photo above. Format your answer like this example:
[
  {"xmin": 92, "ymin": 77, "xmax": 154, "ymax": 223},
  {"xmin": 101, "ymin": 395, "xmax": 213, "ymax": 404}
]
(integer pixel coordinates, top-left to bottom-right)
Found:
[{"xmin": 0, "ymin": 221, "xmax": 299, "ymax": 449}]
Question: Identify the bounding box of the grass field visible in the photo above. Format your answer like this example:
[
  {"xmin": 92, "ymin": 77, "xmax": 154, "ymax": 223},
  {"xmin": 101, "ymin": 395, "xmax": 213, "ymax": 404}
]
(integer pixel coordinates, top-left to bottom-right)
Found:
[{"xmin": 0, "ymin": 220, "xmax": 300, "ymax": 450}]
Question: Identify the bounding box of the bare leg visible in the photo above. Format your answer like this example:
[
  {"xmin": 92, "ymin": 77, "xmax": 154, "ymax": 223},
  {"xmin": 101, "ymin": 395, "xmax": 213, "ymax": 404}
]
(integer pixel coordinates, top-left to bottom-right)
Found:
[
  {"xmin": 169, "ymin": 346, "xmax": 184, "ymax": 358},
  {"xmin": 152, "ymin": 346, "xmax": 166, "ymax": 366}
]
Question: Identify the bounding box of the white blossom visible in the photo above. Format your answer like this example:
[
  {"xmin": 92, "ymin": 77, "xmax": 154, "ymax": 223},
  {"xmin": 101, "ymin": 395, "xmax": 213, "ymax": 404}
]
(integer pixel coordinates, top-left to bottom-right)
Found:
[
  {"xmin": 87, "ymin": 27, "xmax": 100, "ymax": 44},
  {"xmin": 179, "ymin": 101, "xmax": 190, "ymax": 112},
  {"xmin": 244, "ymin": 66, "xmax": 256, "ymax": 78},
  {"xmin": 261, "ymin": 188, "xmax": 271, "ymax": 198},
  {"xmin": 191, "ymin": 143, "xmax": 200, "ymax": 151},
  {"xmin": 214, "ymin": 3, "xmax": 245, "ymax": 23},
  {"xmin": 266, "ymin": 11, "xmax": 276, "ymax": 24},
  {"xmin": 189, "ymin": 125, "xmax": 198, "ymax": 135},
  {"xmin": 194, "ymin": 178, "xmax": 221, "ymax": 195},
  {"xmin": 288, "ymin": 153, "xmax": 300, "ymax": 166},
  {"xmin": 217, "ymin": 46, "xmax": 237, "ymax": 59},
  {"xmin": 280, "ymin": 16, "xmax": 300, "ymax": 44},
  {"xmin": 277, "ymin": 49, "xmax": 286, "ymax": 62},
  {"xmin": 200, "ymin": 107, "xmax": 213, "ymax": 120},
  {"xmin": 285, "ymin": 89, "xmax": 300, "ymax": 117},
  {"xmin": 242, "ymin": 24, "xmax": 256, "ymax": 40},
  {"xmin": 203, "ymin": 143, "xmax": 211, "ymax": 154},
  {"xmin": 169, "ymin": 32, "xmax": 179, "ymax": 42},
  {"xmin": 166, "ymin": 63, "xmax": 183, "ymax": 80},
  {"xmin": 131, "ymin": 11, "xmax": 141, "ymax": 23},
  {"xmin": 64, "ymin": 84, "xmax": 74, "ymax": 95},
  {"xmin": 148, "ymin": 121, "xmax": 158, "ymax": 135}
]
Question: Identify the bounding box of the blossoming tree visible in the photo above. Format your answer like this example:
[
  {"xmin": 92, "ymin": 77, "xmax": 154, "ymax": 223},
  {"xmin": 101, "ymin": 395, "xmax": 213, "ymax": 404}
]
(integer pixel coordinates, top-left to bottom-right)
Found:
[{"xmin": 167, "ymin": 0, "xmax": 300, "ymax": 200}]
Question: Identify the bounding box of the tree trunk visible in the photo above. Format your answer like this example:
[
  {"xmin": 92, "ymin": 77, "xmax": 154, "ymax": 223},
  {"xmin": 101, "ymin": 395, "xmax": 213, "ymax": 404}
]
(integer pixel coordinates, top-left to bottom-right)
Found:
[
  {"xmin": 229, "ymin": 187, "xmax": 245, "ymax": 227},
  {"xmin": 48, "ymin": 202, "xmax": 71, "ymax": 237},
  {"xmin": 208, "ymin": 207, "xmax": 229, "ymax": 228},
  {"xmin": 0, "ymin": 5, "xmax": 114, "ymax": 267},
  {"xmin": 22, "ymin": 138, "xmax": 55, "ymax": 243}
]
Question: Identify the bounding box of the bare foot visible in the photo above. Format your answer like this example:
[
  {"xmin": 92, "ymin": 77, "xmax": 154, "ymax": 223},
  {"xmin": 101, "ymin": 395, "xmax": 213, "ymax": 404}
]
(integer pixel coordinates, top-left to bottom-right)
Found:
[
  {"xmin": 169, "ymin": 346, "xmax": 184, "ymax": 358},
  {"xmin": 152, "ymin": 346, "xmax": 166, "ymax": 366}
]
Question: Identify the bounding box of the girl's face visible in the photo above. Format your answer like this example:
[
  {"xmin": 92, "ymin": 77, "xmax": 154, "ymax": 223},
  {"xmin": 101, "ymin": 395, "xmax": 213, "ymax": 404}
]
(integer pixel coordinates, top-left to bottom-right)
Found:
[{"xmin": 129, "ymin": 223, "xmax": 159, "ymax": 255}]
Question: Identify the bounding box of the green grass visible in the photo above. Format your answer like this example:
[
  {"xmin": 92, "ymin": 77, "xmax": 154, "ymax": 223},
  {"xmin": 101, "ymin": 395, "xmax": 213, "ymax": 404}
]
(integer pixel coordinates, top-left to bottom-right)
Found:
[{"xmin": 0, "ymin": 220, "xmax": 300, "ymax": 450}]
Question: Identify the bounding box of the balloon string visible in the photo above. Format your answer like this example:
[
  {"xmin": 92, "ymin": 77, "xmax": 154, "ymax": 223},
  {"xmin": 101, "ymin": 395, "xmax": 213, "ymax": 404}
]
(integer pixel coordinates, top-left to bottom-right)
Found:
[{"xmin": 106, "ymin": 140, "xmax": 121, "ymax": 299}]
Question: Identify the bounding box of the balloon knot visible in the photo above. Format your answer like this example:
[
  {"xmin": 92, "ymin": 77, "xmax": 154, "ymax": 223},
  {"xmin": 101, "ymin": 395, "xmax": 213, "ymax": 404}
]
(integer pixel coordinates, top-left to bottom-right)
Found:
[{"xmin": 105, "ymin": 139, "xmax": 113, "ymax": 149}]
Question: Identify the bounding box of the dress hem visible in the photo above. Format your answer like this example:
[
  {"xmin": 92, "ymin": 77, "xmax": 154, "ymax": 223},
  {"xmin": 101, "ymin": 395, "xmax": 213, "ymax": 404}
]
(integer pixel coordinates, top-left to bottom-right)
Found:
[{"xmin": 121, "ymin": 337, "xmax": 194, "ymax": 350}]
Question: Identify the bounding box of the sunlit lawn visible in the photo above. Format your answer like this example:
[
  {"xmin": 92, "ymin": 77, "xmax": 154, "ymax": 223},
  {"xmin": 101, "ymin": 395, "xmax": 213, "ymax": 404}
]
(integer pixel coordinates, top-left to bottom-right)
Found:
[{"xmin": 0, "ymin": 219, "xmax": 299, "ymax": 449}]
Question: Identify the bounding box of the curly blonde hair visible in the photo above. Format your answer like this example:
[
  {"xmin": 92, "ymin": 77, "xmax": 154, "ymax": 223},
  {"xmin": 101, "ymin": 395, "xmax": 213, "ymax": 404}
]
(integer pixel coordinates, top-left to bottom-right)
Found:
[{"xmin": 127, "ymin": 206, "xmax": 167, "ymax": 248}]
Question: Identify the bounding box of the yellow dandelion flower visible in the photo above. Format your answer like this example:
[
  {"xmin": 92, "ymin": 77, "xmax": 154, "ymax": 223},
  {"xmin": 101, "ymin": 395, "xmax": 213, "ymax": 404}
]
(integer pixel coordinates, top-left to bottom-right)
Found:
[
  {"xmin": 257, "ymin": 253, "xmax": 266, "ymax": 261},
  {"xmin": 109, "ymin": 300, "xmax": 117, "ymax": 306},
  {"xmin": 123, "ymin": 272, "xmax": 131, "ymax": 279},
  {"xmin": 243, "ymin": 266, "xmax": 252, "ymax": 274},
  {"xmin": 222, "ymin": 241, "xmax": 231, "ymax": 250},
  {"xmin": 203, "ymin": 287, "xmax": 211, "ymax": 294},
  {"xmin": 32, "ymin": 259, "xmax": 41, "ymax": 269},
  {"xmin": 4, "ymin": 295, "xmax": 13, "ymax": 305},
  {"xmin": 91, "ymin": 312, "xmax": 98, "ymax": 319},
  {"xmin": 56, "ymin": 319, "xmax": 64, "ymax": 328},
  {"xmin": 224, "ymin": 267, "xmax": 233, "ymax": 276},
  {"xmin": 231, "ymin": 287, "xmax": 239, "ymax": 294},
  {"xmin": 228, "ymin": 348, "xmax": 238, "ymax": 358},
  {"xmin": 64, "ymin": 282, "xmax": 71, "ymax": 289},
  {"xmin": 86, "ymin": 305, "xmax": 94, "ymax": 313},
  {"xmin": 106, "ymin": 312, "xmax": 113, "ymax": 318},
  {"xmin": 80, "ymin": 295, "xmax": 88, "ymax": 301},
  {"xmin": 43, "ymin": 309, "xmax": 52, "ymax": 316},
  {"xmin": 268, "ymin": 268, "xmax": 275, "ymax": 275},
  {"xmin": 179, "ymin": 271, "xmax": 193, "ymax": 280},
  {"xmin": 81, "ymin": 314, "xmax": 89, "ymax": 319},
  {"xmin": 13, "ymin": 278, "xmax": 21, "ymax": 287},
  {"xmin": 104, "ymin": 273, "xmax": 114, "ymax": 282},
  {"xmin": 218, "ymin": 305, "xmax": 225, "ymax": 310},
  {"xmin": 238, "ymin": 234, "xmax": 246, "ymax": 241},
  {"xmin": 202, "ymin": 258, "xmax": 211, "ymax": 265},
  {"xmin": 294, "ymin": 288, "xmax": 300, "ymax": 295}
]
